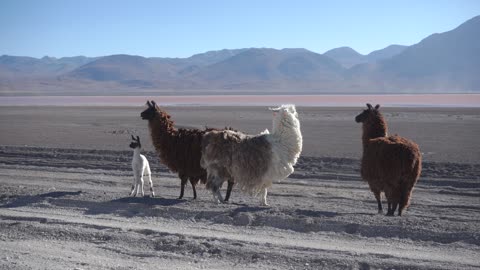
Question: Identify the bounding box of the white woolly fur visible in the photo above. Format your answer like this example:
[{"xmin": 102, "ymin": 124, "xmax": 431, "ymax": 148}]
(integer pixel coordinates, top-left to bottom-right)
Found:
[
  {"xmin": 262, "ymin": 104, "xmax": 303, "ymax": 188},
  {"xmin": 205, "ymin": 104, "xmax": 303, "ymax": 206},
  {"xmin": 131, "ymin": 144, "xmax": 155, "ymax": 197}
]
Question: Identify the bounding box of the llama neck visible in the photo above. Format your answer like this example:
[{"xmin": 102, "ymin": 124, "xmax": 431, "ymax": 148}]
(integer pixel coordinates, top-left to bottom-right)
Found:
[
  {"xmin": 149, "ymin": 112, "xmax": 177, "ymax": 139},
  {"xmin": 132, "ymin": 148, "xmax": 141, "ymax": 159},
  {"xmin": 362, "ymin": 114, "xmax": 388, "ymax": 147},
  {"xmin": 148, "ymin": 112, "xmax": 178, "ymax": 157},
  {"xmin": 272, "ymin": 118, "xmax": 302, "ymax": 161}
]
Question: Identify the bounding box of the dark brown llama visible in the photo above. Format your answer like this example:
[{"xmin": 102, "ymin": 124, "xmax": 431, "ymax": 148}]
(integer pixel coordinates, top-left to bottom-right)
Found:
[
  {"xmin": 140, "ymin": 100, "xmax": 235, "ymax": 200},
  {"xmin": 355, "ymin": 104, "xmax": 422, "ymax": 216}
]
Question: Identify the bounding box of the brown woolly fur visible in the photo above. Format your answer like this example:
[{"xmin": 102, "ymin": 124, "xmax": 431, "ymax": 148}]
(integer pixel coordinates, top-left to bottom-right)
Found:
[
  {"xmin": 355, "ymin": 103, "xmax": 422, "ymax": 216},
  {"xmin": 202, "ymin": 130, "xmax": 271, "ymax": 194},
  {"xmin": 141, "ymin": 100, "xmax": 235, "ymax": 200}
]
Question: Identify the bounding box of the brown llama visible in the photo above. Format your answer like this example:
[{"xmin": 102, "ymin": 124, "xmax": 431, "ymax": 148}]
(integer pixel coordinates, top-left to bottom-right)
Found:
[
  {"xmin": 355, "ymin": 104, "xmax": 422, "ymax": 216},
  {"xmin": 140, "ymin": 100, "xmax": 234, "ymax": 200}
]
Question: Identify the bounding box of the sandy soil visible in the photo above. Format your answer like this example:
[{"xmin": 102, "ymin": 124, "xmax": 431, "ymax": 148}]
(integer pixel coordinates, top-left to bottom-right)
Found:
[{"xmin": 0, "ymin": 106, "xmax": 479, "ymax": 269}]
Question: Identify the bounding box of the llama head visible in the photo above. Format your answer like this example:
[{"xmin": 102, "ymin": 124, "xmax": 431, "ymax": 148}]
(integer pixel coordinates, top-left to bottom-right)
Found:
[
  {"xmin": 129, "ymin": 135, "xmax": 141, "ymax": 149},
  {"xmin": 141, "ymin": 100, "xmax": 173, "ymax": 122},
  {"xmin": 355, "ymin": 103, "xmax": 381, "ymax": 123},
  {"xmin": 141, "ymin": 100, "xmax": 175, "ymax": 133},
  {"xmin": 141, "ymin": 100, "xmax": 159, "ymax": 120},
  {"xmin": 269, "ymin": 104, "xmax": 300, "ymax": 132}
]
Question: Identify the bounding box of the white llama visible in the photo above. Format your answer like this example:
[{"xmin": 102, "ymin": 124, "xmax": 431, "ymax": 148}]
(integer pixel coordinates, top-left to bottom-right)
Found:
[
  {"xmin": 201, "ymin": 104, "xmax": 303, "ymax": 206},
  {"xmin": 129, "ymin": 135, "xmax": 155, "ymax": 197}
]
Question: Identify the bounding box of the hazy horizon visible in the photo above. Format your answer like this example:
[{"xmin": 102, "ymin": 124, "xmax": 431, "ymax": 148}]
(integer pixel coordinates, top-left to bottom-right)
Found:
[{"xmin": 1, "ymin": 94, "xmax": 479, "ymax": 107}]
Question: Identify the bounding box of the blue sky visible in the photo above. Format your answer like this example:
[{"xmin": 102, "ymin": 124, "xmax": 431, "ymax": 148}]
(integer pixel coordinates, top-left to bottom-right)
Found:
[{"xmin": 1, "ymin": 0, "xmax": 479, "ymax": 58}]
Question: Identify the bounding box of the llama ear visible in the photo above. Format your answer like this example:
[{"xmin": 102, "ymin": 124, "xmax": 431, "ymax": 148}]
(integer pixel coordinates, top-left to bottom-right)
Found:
[
  {"xmin": 366, "ymin": 103, "xmax": 373, "ymax": 110},
  {"xmin": 136, "ymin": 136, "xmax": 140, "ymax": 143},
  {"xmin": 146, "ymin": 100, "xmax": 152, "ymax": 107},
  {"xmin": 131, "ymin": 135, "xmax": 136, "ymax": 141},
  {"xmin": 375, "ymin": 104, "xmax": 380, "ymax": 110},
  {"xmin": 151, "ymin": 100, "xmax": 157, "ymax": 107}
]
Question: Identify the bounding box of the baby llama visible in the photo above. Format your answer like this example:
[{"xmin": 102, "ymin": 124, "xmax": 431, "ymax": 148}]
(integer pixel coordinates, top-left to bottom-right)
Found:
[{"xmin": 129, "ymin": 135, "xmax": 155, "ymax": 197}]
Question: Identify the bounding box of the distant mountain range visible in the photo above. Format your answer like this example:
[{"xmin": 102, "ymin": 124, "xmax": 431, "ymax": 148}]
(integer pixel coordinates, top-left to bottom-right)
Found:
[
  {"xmin": 1, "ymin": 15, "xmax": 479, "ymax": 95},
  {"xmin": 324, "ymin": 45, "xmax": 408, "ymax": 68}
]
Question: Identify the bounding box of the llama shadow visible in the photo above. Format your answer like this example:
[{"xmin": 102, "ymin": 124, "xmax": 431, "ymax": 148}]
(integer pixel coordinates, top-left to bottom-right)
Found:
[
  {"xmin": 294, "ymin": 209, "xmax": 338, "ymax": 218},
  {"xmin": 82, "ymin": 196, "xmax": 186, "ymax": 217},
  {"xmin": 39, "ymin": 191, "xmax": 83, "ymax": 198},
  {"xmin": 111, "ymin": 196, "xmax": 185, "ymax": 207},
  {"xmin": 0, "ymin": 191, "xmax": 83, "ymax": 209},
  {"xmin": 1, "ymin": 189, "xmax": 185, "ymax": 219},
  {"xmin": 341, "ymin": 211, "xmax": 378, "ymax": 217},
  {"xmin": 230, "ymin": 205, "xmax": 268, "ymax": 216}
]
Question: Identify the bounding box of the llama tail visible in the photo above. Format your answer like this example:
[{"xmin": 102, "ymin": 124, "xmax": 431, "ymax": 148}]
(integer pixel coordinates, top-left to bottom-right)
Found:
[{"xmin": 400, "ymin": 158, "xmax": 422, "ymax": 212}]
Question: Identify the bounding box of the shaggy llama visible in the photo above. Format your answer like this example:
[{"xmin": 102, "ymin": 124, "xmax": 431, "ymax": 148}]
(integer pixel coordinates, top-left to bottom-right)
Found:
[
  {"xmin": 355, "ymin": 104, "xmax": 422, "ymax": 216},
  {"xmin": 141, "ymin": 100, "xmax": 235, "ymax": 200},
  {"xmin": 201, "ymin": 104, "xmax": 302, "ymax": 206},
  {"xmin": 129, "ymin": 135, "xmax": 155, "ymax": 197}
]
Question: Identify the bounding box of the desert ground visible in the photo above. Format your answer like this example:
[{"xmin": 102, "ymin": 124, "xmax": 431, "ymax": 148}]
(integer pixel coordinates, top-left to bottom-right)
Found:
[{"xmin": 0, "ymin": 105, "xmax": 479, "ymax": 269}]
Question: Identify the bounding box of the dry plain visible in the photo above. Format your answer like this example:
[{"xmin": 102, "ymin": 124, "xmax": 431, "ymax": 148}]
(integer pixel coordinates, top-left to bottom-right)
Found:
[{"xmin": 0, "ymin": 105, "xmax": 479, "ymax": 269}]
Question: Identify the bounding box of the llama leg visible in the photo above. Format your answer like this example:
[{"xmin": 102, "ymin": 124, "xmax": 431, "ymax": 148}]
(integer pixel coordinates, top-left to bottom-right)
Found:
[
  {"xmin": 261, "ymin": 187, "xmax": 269, "ymax": 206},
  {"xmin": 140, "ymin": 176, "xmax": 145, "ymax": 197},
  {"xmin": 215, "ymin": 189, "xmax": 224, "ymax": 203},
  {"xmin": 386, "ymin": 186, "xmax": 400, "ymax": 216},
  {"xmin": 398, "ymin": 193, "xmax": 404, "ymax": 216},
  {"xmin": 134, "ymin": 185, "xmax": 140, "ymax": 197},
  {"xmin": 224, "ymin": 179, "xmax": 234, "ymax": 202},
  {"xmin": 211, "ymin": 189, "xmax": 223, "ymax": 203},
  {"xmin": 131, "ymin": 177, "xmax": 138, "ymax": 197},
  {"xmin": 210, "ymin": 179, "xmax": 224, "ymax": 203},
  {"xmin": 390, "ymin": 202, "xmax": 398, "ymax": 216},
  {"xmin": 386, "ymin": 202, "xmax": 393, "ymax": 216},
  {"xmin": 179, "ymin": 176, "xmax": 187, "ymax": 199},
  {"xmin": 213, "ymin": 180, "xmax": 224, "ymax": 203},
  {"xmin": 211, "ymin": 192, "xmax": 220, "ymax": 203},
  {"xmin": 147, "ymin": 174, "xmax": 155, "ymax": 197},
  {"xmin": 386, "ymin": 201, "xmax": 399, "ymax": 216},
  {"xmin": 398, "ymin": 184, "xmax": 411, "ymax": 216},
  {"xmin": 130, "ymin": 178, "xmax": 136, "ymax": 196},
  {"xmin": 374, "ymin": 191, "xmax": 383, "ymax": 214},
  {"xmin": 130, "ymin": 172, "xmax": 138, "ymax": 196},
  {"xmin": 211, "ymin": 189, "xmax": 218, "ymax": 203},
  {"xmin": 207, "ymin": 169, "xmax": 224, "ymax": 203},
  {"xmin": 385, "ymin": 188, "xmax": 395, "ymax": 216},
  {"xmin": 190, "ymin": 179, "xmax": 197, "ymax": 200}
]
